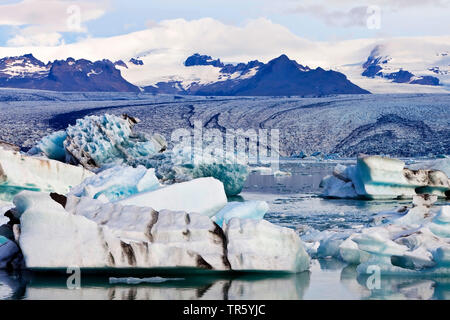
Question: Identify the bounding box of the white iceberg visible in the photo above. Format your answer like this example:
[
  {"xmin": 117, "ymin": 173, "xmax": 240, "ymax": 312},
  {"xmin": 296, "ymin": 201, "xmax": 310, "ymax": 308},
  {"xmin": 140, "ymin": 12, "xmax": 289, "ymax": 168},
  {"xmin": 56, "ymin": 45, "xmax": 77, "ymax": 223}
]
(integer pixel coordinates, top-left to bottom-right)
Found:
[
  {"xmin": 225, "ymin": 218, "xmax": 310, "ymax": 273},
  {"xmin": 15, "ymin": 191, "xmax": 310, "ymax": 273},
  {"xmin": 118, "ymin": 177, "xmax": 227, "ymax": 217},
  {"xmin": 321, "ymin": 155, "xmax": 450, "ymax": 199},
  {"xmin": 310, "ymin": 194, "xmax": 450, "ymax": 276},
  {"xmin": 68, "ymin": 165, "xmax": 160, "ymax": 202},
  {"xmin": 213, "ymin": 201, "xmax": 269, "ymax": 228},
  {"xmin": 17, "ymin": 192, "xmax": 220, "ymax": 269},
  {"xmin": 0, "ymin": 147, "xmax": 94, "ymax": 201}
]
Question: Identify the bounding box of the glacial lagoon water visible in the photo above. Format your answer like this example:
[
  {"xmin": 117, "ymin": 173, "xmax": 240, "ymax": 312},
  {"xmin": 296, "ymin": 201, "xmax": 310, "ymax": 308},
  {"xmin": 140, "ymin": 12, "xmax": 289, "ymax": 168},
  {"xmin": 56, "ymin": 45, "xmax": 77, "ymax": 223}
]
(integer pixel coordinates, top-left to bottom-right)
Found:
[{"xmin": 1, "ymin": 159, "xmax": 449, "ymax": 300}]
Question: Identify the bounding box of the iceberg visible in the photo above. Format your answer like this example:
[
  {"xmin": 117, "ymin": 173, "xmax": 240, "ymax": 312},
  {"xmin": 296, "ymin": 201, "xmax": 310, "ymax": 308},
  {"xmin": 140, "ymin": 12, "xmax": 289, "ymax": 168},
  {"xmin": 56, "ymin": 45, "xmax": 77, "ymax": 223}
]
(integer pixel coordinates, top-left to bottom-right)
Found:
[
  {"xmin": 29, "ymin": 131, "xmax": 67, "ymax": 162},
  {"xmin": 33, "ymin": 114, "xmax": 248, "ymax": 196},
  {"xmin": 321, "ymin": 155, "xmax": 450, "ymax": 199},
  {"xmin": 118, "ymin": 177, "xmax": 227, "ymax": 217},
  {"xmin": 309, "ymin": 194, "xmax": 450, "ymax": 276},
  {"xmin": 142, "ymin": 146, "xmax": 249, "ymax": 196},
  {"xmin": 0, "ymin": 236, "xmax": 20, "ymax": 269},
  {"xmin": 14, "ymin": 191, "xmax": 310, "ymax": 273},
  {"xmin": 68, "ymin": 165, "xmax": 160, "ymax": 202},
  {"xmin": 225, "ymin": 218, "xmax": 310, "ymax": 272},
  {"xmin": 213, "ymin": 201, "xmax": 269, "ymax": 228},
  {"xmin": 64, "ymin": 114, "xmax": 167, "ymax": 169},
  {"xmin": 0, "ymin": 147, "xmax": 94, "ymax": 201}
]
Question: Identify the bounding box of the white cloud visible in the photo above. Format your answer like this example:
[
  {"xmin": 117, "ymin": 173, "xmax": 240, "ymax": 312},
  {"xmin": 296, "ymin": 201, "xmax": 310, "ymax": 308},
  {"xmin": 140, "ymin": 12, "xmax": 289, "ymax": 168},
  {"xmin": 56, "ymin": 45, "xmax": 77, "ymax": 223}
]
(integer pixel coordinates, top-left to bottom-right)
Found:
[
  {"xmin": 0, "ymin": 0, "xmax": 109, "ymax": 46},
  {"xmin": 286, "ymin": 0, "xmax": 450, "ymax": 27}
]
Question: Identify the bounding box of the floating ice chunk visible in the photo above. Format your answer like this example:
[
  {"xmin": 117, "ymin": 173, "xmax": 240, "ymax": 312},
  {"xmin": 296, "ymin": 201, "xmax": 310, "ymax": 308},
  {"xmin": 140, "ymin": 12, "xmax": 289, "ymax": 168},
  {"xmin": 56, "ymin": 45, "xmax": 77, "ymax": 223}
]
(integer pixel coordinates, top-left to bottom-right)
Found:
[
  {"xmin": 118, "ymin": 177, "xmax": 227, "ymax": 217},
  {"xmin": 320, "ymin": 175, "xmax": 358, "ymax": 199},
  {"xmin": 31, "ymin": 131, "xmax": 67, "ymax": 161},
  {"xmin": 69, "ymin": 165, "xmax": 160, "ymax": 202},
  {"xmin": 109, "ymin": 277, "xmax": 184, "ymax": 284},
  {"xmin": 16, "ymin": 191, "xmax": 219, "ymax": 269},
  {"xmin": 225, "ymin": 218, "xmax": 310, "ymax": 273},
  {"xmin": 0, "ymin": 148, "xmax": 94, "ymax": 201},
  {"xmin": 321, "ymin": 155, "xmax": 450, "ymax": 199},
  {"xmin": 144, "ymin": 146, "xmax": 249, "ymax": 196},
  {"xmin": 16, "ymin": 191, "xmax": 306, "ymax": 272},
  {"xmin": 0, "ymin": 236, "xmax": 20, "ymax": 269},
  {"xmin": 64, "ymin": 114, "xmax": 166, "ymax": 170},
  {"xmin": 213, "ymin": 201, "xmax": 269, "ymax": 228},
  {"xmin": 429, "ymin": 206, "xmax": 450, "ymax": 238},
  {"xmin": 0, "ymin": 201, "xmax": 13, "ymax": 226},
  {"xmin": 408, "ymin": 158, "xmax": 450, "ymax": 178},
  {"xmin": 192, "ymin": 161, "xmax": 248, "ymax": 196},
  {"xmin": 339, "ymin": 237, "xmax": 371, "ymax": 265}
]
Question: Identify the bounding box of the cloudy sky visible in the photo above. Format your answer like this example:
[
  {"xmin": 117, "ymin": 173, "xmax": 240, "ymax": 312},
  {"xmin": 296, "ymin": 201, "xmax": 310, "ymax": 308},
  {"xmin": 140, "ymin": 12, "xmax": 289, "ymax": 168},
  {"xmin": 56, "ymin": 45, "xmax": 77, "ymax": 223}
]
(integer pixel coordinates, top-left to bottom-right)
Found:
[{"xmin": 0, "ymin": 0, "xmax": 448, "ymax": 47}]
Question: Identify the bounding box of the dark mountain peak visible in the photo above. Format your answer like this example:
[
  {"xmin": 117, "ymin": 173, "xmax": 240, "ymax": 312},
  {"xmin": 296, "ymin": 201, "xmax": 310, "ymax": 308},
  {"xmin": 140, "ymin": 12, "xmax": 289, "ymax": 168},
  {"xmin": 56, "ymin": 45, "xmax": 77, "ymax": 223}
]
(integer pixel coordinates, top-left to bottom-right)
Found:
[
  {"xmin": 362, "ymin": 46, "xmax": 440, "ymax": 86},
  {"xmin": 114, "ymin": 60, "xmax": 128, "ymax": 68},
  {"xmin": 185, "ymin": 53, "xmax": 224, "ymax": 68},
  {"xmin": 0, "ymin": 55, "xmax": 139, "ymax": 92},
  {"xmin": 129, "ymin": 58, "xmax": 144, "ymax": 66}
]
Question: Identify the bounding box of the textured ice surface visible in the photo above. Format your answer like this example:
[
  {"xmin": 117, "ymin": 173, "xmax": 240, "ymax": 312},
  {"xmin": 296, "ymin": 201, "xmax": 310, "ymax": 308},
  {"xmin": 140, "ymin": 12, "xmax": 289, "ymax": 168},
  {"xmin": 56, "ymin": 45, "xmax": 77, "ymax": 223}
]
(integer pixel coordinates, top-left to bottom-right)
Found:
[
  {"xmin": 321, "ymin": 155, "xmax": 450, "ymax": 199},
  {"xmin": 69, "ymin": 165, "xmax": 160, "ymax": 202},
  {"xmin": 141, "ymin": 146, "xmax": 249, "ymax": 196},
  {"xmin": 213, "ymin": 201, "xmax": 269, "ymax": 228},
  {"xmin": 225, "ymin": 218, "xmax": 310, "ymax": 272},
  {"xmin": 0, "ymin": 147, "xmax": 94, "ymax": 201},
  {"xmin": 64, "ymin": 114, "xmax": 165, "ymax": 169},
  {"xmin": 29, "ymin": 130, "xmax": 67, "ymax": 161},
  {"xmin": 0, "ymin": 91, "xmax": 448, "ymax": 158},
  {"xmin": 303, "ymin": 195, "xmax": 450, "ymax": 275},
  {"xmin": 118, "ymin": 177, "xmax": 227, "ymax": 217},
  {"xmin": 15, "ymin": 191, "xmax": 309, "ymax": 272}
]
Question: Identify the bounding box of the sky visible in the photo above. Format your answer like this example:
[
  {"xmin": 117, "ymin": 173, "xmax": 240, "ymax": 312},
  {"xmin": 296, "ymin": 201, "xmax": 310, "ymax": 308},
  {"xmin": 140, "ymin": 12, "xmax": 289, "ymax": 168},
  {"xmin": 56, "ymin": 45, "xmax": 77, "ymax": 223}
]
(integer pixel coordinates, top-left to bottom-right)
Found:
[{"xmin": 0, "ymin": 0, "xmax": 449, "ymax": 47}]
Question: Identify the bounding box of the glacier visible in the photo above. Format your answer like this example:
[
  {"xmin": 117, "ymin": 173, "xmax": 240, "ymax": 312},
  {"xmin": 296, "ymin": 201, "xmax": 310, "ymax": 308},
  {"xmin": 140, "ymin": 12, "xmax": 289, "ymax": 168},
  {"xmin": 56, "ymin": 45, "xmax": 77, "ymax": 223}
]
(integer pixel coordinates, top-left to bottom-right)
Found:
[
  {"xmin": 0, "ymin": 146, "xmax": 94, "ymax": 201},
  {"xmin": 321, "ymin": 155, "xmax": 450, "ymax": 199}
]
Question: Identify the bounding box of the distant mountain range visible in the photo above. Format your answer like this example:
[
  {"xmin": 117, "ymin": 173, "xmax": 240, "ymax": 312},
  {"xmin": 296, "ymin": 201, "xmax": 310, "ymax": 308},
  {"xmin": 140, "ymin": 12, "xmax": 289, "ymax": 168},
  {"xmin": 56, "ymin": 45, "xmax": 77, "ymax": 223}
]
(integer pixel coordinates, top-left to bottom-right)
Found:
[
  {"xmin": 0, "ymin": 54, "xmax": 139, "ymax": 92},
  {"xmin": 0, "ymin": 53, "xmax": 369, "ymax": 95},
  {"xmin": 0, "ymin": 46, "xmax": 447, "ymax": 95},
  {"xmin": 361, "ymin": 46, "xmax": 441, "ymax": 86}
]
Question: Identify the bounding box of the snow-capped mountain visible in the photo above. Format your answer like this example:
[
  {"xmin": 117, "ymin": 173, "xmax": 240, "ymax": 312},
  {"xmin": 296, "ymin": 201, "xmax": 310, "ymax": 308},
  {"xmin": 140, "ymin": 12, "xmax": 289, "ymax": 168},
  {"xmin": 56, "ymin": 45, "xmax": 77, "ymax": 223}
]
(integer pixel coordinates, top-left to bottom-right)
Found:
[
  {"xmin": 0, "ymin": 54, "xmax": 139, "ymax": 92},
  {"xmin": 122, "ymin": 53, "xmax": 369, "ymax": 95},
  {"xmin": 361, "ymin": 45, "xmax": 441, "ymax": 86}
]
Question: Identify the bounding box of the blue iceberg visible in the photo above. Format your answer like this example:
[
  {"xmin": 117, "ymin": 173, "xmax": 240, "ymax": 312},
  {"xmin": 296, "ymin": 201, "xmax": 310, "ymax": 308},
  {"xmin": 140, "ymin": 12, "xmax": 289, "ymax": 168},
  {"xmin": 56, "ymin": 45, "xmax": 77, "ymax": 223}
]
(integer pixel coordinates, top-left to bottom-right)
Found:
[
  {"xmin": 69, "ymin": 165, "xmax": 160, "ymax": 202},
  {"xmin": 213, "ymin": 200, "xmax": 269, "ymax": 228}
]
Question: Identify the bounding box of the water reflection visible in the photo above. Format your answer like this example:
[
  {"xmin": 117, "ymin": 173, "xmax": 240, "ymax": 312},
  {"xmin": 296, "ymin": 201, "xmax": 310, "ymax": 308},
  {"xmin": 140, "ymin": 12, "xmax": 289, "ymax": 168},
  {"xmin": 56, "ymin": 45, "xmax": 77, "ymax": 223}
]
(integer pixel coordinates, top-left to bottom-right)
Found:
[{"xmin": 0, "ymin": 270, "xmax": 311, "ymax": 300}]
